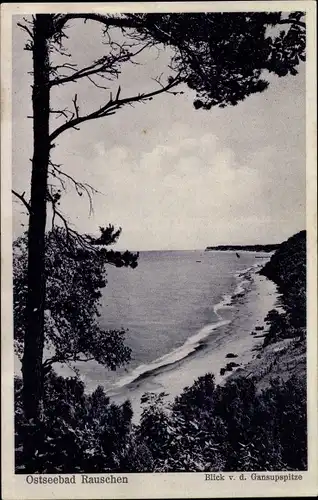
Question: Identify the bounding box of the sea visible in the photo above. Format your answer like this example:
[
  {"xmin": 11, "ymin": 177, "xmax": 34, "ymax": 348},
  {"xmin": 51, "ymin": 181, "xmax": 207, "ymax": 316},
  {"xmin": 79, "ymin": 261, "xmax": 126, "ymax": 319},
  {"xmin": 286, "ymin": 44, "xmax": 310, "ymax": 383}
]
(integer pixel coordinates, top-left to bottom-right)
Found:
[{"xmin": 72, "ymin": 250, "xmax": 271, "ymax": 396}]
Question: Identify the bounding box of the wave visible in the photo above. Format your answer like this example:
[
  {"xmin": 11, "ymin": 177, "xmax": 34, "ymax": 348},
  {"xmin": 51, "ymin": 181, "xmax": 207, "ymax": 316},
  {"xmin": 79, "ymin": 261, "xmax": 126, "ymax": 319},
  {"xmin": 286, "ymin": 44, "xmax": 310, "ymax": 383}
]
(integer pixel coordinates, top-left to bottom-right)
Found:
[
  {"xmin": 234, "ymin": 265, "xmax": 255, "ymax": 279},
  {"xmin": 106, "ymin": 263, "xmax": 258, "ymax": 396},
  {"xmin": 107, "ymin": 318, "xmax": 231, "ymax": 394},
  {"xmin": 213, "ymin": 293, "xmax": 233, "ymax": 317}
]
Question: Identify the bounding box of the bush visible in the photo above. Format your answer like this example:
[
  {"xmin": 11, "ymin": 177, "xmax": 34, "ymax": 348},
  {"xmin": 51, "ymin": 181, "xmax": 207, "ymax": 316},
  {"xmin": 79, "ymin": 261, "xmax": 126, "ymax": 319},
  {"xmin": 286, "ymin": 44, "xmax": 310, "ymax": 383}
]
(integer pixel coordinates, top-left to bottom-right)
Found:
[
  {"xmin": 15, "ymin": 371, "xmax": 152, "ymax": 473},
  {"xmin": 136, "ymin": 374, "xmax": 307, "ymax": 472},
  {"xmin": 260, "ymin": 230, "xmax": 306, "ymax": 336},
  {"xmin": 15, "ymin": 371, "xmax": 307, "ymax": 472}
]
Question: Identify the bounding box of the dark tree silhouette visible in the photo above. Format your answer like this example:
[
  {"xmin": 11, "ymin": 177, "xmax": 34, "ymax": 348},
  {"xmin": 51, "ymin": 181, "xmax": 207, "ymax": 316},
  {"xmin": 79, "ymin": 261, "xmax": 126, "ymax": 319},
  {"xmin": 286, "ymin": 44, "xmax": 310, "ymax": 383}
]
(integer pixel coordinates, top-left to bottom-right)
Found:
[
  {"xmin": 13, "ymin": 227, "xmax": 138, "ymax": 375},
  {"xmin": 13, "ymin": 12, "xmax": 305, "ymax": 426}
]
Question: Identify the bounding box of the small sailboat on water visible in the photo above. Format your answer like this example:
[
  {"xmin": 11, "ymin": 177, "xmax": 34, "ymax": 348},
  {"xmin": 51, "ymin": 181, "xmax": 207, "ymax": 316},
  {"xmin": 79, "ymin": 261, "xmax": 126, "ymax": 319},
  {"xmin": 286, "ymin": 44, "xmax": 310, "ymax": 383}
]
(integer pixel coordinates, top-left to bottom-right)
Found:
[{"xmin": 236, "ymin": 252, "xmax": 240, "ymax": 258}]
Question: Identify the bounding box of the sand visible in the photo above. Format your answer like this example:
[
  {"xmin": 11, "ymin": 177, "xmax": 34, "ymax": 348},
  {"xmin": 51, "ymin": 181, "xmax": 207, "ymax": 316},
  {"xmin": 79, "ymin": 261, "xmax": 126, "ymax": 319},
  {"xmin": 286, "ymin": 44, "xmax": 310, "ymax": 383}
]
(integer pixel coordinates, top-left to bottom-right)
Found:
[
  {"xmin": 13, "ymin": 264, "xmax": 280, "ymax": 424},
  {"xmin": 108, "ymin": 268, "xmax": 279, "ymax": 422}
]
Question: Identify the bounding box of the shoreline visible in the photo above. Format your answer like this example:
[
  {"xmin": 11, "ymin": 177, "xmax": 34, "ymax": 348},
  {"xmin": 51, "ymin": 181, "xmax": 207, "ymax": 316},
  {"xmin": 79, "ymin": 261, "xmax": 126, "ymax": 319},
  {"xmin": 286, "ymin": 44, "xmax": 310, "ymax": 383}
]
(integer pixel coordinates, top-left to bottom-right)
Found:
[
  {"xmin": 13, "ymin": 259, "xmax": 279, "ymax": 423},
  {"xmin": 13, "ymin": 258, "xmax": 279, "ymax": 423},
  {"xmin": 102, "ymin": 262, "xmax": 258, "ymax": 397},
  {"xmin": 108, "ymin": 264, "xmax": 278, "ymax": 421}
]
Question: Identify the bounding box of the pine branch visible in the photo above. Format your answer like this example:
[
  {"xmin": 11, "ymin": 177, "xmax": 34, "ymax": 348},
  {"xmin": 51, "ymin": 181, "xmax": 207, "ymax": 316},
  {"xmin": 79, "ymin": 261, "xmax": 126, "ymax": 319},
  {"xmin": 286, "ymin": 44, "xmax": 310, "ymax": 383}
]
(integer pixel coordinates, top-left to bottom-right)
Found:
[
  {"xmin": 50, "ymin": 107, "xmax": 73, "ymax": 120},
  {"xmin": 50, "ymin": 59, "xmax": 112, "ymax": 87},
  {"xmin": 17, "ymin": 22, "xmax": 34, "ymax": 40},
  {"xmin": 54, "ymin": 13, "xmax": 140, "ymax": 33},
  {"xmin": 46, "ymin": 188, "xmax": 99, "ymax": 253},
  {"xmin": 278, "ymin": 19, "xmax": 306, "ymax": 29},
  {"xmin": 12, "ymin": 190, "xmax": 32, "ymax": 214},
  {"xmin": 49, "ymin": 76, "xmax": 181, "ymax": 142},
  {"xmin": 43, "ymin": 353, "xmax": 95, "ymax": 368},
  {"xmin": 49, "ymin": 160, "xmax": 102, "ymax": 216},
  {"xmin": 49, "ymin": 42, "xmax": 151, "ymax": 87}
]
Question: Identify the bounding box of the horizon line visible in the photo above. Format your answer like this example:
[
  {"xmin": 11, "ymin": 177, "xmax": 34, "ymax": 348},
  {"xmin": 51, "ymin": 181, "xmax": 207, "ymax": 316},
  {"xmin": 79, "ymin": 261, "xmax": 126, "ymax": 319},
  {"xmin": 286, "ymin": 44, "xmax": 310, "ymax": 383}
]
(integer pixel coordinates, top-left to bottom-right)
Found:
[{"xmin": 115, "ymin": 244, "xmax": 282, "ymax": 253}]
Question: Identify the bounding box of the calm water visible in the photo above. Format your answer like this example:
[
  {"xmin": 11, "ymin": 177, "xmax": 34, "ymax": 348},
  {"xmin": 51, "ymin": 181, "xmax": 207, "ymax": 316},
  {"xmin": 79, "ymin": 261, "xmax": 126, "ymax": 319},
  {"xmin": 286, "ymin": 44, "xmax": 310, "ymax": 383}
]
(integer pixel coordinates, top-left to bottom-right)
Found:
[{"xmin": 75, "ymin": 250, "xmax": 268, "ymax": 391}]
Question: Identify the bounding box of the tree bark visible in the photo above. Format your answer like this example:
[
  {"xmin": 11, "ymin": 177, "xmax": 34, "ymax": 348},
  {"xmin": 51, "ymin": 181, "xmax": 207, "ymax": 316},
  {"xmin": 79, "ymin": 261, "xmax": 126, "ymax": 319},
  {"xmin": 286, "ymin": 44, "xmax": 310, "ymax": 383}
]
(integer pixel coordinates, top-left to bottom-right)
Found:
[{"xmin": 22, "ymin": 14, "xmax": 51, "ymax": 421}]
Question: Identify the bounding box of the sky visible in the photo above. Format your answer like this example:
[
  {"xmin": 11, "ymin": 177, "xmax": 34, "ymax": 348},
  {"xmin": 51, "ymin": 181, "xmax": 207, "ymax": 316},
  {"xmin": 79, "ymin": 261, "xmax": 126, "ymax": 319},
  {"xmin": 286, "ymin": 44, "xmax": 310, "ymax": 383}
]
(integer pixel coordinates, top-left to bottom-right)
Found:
[{"xmin": 12, "ymin": 14, "xmax": 306, "ymax": 251}]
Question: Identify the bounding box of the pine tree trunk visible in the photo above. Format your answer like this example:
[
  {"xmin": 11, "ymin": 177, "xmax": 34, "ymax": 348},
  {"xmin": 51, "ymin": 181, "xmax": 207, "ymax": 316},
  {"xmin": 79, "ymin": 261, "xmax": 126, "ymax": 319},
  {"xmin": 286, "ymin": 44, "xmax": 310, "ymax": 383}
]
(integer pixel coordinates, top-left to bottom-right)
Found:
[{"xmin": 22, "ymin": 14, "xmax": 51, "ymax": 421}]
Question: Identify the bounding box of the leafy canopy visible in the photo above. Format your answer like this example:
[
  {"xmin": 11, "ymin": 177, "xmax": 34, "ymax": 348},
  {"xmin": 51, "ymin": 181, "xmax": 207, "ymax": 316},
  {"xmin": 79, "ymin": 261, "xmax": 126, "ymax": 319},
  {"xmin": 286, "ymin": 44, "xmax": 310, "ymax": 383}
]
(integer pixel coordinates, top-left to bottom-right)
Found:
[
  {"xmin": 15, "ymin": 371, "xmax": 306, "ymax": 473},
  {"xmin": 115, "ymin": 11, "xmax": 305, "ymax": 108},
  {"xmin": 34, "ymin": 11, "xmax": 306, "ymax": 121},
  {"xmin": 13, "ymin": 226, "xmax": 138, "ymax": 372}
]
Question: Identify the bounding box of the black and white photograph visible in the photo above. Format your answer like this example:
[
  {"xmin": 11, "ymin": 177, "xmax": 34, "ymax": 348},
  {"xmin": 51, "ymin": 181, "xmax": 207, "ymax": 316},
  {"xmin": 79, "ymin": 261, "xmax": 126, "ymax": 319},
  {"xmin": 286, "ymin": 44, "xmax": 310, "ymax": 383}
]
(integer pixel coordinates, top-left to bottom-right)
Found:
[{"xmin": 1, "ymin": 1, "xmax": 317, "ymax": 498}]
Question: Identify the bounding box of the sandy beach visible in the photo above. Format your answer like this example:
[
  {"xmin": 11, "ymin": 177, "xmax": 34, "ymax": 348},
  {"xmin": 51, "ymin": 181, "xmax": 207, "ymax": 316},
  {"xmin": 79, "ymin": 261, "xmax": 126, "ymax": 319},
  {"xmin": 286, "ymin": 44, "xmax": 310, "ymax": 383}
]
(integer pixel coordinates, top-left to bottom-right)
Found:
[
  {"xmin": 13, "ymin": 259, "xmax": 279, "ymax": 424},
  {"xmin": 108, "ymin": 266, "xmax": 279, "ymax": 421},
  {"xmin": 13, "ymin": 261, "xmax": 279, "ymax": 425}
]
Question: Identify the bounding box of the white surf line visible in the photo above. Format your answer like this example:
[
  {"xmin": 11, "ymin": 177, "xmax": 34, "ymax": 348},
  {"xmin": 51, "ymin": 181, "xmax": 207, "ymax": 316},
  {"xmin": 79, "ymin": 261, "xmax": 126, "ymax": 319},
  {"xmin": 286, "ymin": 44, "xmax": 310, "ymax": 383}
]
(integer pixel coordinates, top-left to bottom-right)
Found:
[{"xmin": 107, "ymin": 264, "xmax": 260, "ymax": 394}]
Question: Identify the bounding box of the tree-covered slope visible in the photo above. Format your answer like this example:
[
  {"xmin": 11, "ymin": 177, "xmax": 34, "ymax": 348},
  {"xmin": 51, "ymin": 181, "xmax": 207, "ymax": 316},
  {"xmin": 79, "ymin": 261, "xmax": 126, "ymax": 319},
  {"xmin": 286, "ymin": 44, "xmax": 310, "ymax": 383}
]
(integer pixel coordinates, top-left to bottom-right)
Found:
[
  {"xmin": 15, "ymin": 371, "xmax": 307, "ymax": 473},
  {"xmin": 260, "ymin": 230, "xmax": 306, "ymax": 334},
  {"xmin": 205, "ymin": 244, "xmax": 279, "ymax": 252},
  {"xmin": 260, "ymin": 230, "xmax": 306, "ymax": 295}
]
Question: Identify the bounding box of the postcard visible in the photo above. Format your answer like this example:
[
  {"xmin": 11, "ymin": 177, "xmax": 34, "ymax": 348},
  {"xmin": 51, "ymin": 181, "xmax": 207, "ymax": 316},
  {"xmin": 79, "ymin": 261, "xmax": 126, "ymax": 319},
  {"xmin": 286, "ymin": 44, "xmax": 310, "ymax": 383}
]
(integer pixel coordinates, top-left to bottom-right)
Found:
[{"xmin": 1, "ymin": 1, "xmax": 317, "ymax": 498}]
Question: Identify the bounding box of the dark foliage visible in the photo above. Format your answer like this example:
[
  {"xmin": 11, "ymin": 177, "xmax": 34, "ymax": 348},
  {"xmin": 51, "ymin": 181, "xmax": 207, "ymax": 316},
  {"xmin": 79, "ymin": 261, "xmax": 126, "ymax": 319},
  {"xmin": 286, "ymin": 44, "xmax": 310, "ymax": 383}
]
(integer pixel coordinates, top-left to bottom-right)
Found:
[
  {"xmin": 13, "ymin": 227, "xmax": 138, "ymax": 372},
  {"xmin": 137, "ymin": 374, "xmax": 307, "ymax": 472},
  {"xmin": 127, "ymin": 12, "xmax": 305, "ymax": 109},
  {"xmin": 260, "ymin": 231, "xmax": 306, "ymax": 300},
  {"xmin": 206, "ymin": 244, "xmax": 280, "ymax": 252},
  {"xmin": 15, "ymin": 371, "xmax": 306, "ymax": 473},
  {"xmin": 15, "ymin": 371, "xmax": 146, "ymax": 474},
  {"xmin": 260, "ymin": 230, "xmax": 306, "ymax": 345}
]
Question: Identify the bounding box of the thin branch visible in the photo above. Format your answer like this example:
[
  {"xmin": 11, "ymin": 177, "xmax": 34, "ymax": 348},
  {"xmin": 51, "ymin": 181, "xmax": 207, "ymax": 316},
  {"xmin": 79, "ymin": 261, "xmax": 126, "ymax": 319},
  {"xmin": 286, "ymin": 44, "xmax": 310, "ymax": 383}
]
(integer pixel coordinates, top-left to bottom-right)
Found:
[
  {"xmin": 50, "ymin": 108, "xmax": 73, "ymax": 120},
  {"xmin": 50, "ymin": 60, "xmax": 109, "ymax": 87},
  {"xmin": 46, "ymin": 189, "xmax": 98, "ymax": 253},
  {"xmin": 75, "ymin": 356, "xmax": 95, "ymax": 362},
  {"xmin": 12, "ymin": 190, "xmax": 32, "ymax": 214},
  {"xmin": 46, "ymin": 186, "xmax": 71, "ymax": 239},
  {"xmin": 50, "ymin": 53, "xmax": 127, "ymax": 87},
  {"xmin": 72, "ymin": 94, "xmax": 79, "ymax": 119},
  {"xmin": 43, "ymin": 356, "xmax": 59, "ymax": 368},
  {"xmin": 17, "ymin": 22, "xmax": 34, "ymax": 40},
  {"xmin": 51, "ymin": 62, "xmax": 78, "ymax": 73},
  {"xmin": 86, "ymin": 75, "xmax": 109, "ymax": 90},
  {"xmin": 52, "ymin": 45, "xmax": 72, "ymax": 58},
  {"xmin": 278, "ymin": 19, "xmax": 306, "ymax": 29},
  {"xmin": 49, "ymin": 161, "xmax": 101, "ymax": 215},
  {"xmin": 44, "ymin": 353, "xmax": 95, "ymax": 368},
  {"xmin": 152, "ymin": 75, "xmax": 184, "ymax": 96},
  {"xmin": 50, "ymin": 38, "xmax": 151, "ymax": 88},
  {"xmin": 49, "ymin": 75, "xmax": 182, "ymax": 142},
  {"xmin": 54, "ymin": 13, "xmax": 140, "ymax": 33}
]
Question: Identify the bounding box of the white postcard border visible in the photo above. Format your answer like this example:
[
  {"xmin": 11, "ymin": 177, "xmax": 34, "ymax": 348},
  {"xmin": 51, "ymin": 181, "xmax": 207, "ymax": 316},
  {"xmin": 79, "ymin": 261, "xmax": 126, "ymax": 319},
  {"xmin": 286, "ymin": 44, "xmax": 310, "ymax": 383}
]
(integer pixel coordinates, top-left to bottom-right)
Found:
[{"xmin": 1, "ymin": 2, "xmax": 317, "ymax": 499}]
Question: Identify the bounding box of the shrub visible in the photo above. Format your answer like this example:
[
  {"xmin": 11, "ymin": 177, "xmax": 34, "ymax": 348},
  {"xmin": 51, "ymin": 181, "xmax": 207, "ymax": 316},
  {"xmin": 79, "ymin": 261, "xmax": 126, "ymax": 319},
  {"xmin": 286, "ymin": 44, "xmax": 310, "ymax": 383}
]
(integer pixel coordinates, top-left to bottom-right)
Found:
[
  {"xmin": 15, "ymin": 371, "xmax": 307, "ymax": 472},
  {"xmin": 136, "ymin": 374, "xmax": 307, "ymax": 472},
  {"xmin": 15, "ymin": 371, "xmax": 139, "ymax": 473}
]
